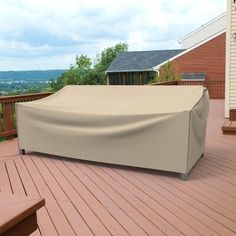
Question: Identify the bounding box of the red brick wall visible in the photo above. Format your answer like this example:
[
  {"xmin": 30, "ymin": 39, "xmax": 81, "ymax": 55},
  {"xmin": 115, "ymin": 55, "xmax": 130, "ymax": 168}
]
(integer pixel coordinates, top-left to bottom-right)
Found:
[
  {"xmin": 173, "ymin": 32, "xmax": 225, "ymax": 82},
  {"xmin": 172, "ymin": 33, "xmax": 225, "ymax": 98}
]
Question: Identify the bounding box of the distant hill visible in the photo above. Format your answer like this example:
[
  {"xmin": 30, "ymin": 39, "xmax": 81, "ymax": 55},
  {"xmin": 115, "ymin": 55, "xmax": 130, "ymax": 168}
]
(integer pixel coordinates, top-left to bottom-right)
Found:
[{"xmin": 0, "ymin": 69, "xmax": 66, "ymax": 95}]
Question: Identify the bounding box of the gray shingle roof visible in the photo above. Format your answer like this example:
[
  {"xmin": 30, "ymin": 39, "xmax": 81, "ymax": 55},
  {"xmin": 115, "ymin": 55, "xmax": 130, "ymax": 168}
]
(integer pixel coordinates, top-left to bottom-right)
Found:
[{"xmin": 106, "ymin": 49, "xmax": 185, "ymax": 73}]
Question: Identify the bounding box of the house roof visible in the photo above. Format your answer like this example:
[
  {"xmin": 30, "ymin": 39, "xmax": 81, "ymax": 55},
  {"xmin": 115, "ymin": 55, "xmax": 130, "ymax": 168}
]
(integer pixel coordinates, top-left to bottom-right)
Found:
[
  {"xmin": 106, "ymin": 49, "xmax": 185, "ymax": 73},
  {"xmin": 178, "ymin": 12, "xmax": 226, "ymax": 48}
]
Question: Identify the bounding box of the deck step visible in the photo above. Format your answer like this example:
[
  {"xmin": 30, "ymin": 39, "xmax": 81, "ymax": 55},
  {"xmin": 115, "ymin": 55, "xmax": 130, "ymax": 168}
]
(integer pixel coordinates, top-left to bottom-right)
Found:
[{"xmin": 222, "ymin": 120, "xmax": 236, "ymax": 135}]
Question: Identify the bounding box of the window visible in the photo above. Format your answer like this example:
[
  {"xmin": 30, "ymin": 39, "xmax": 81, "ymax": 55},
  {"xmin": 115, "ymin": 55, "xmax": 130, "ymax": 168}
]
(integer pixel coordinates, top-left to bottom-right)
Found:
[{"xmin": 181, "ymin": 73, "xmax": 206, "ymax": 81}]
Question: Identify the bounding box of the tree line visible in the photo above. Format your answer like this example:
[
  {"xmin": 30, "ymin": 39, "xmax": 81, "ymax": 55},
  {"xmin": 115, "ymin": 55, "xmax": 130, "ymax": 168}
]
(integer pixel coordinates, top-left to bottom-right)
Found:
[
  {"xmin": 49, "ymin": 42, "xmax": 128, "ymax": 91},
  {"xmin": 0, "ymin": 41, "xmax": 180, "ymax": 96}
]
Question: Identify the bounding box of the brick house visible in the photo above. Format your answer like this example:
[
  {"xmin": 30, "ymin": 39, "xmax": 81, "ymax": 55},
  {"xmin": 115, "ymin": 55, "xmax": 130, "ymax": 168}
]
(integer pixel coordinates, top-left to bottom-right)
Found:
[
  {"xmin": 173, "ymin": 33, "xmax": 225, "ymax": 82},
  {"xmin": 106, "ymin": 13, "xmax": 226, "ymax": 98},
  {"xmin": 154, "ymin": 13, "xmax": 226, "ymax": 99},
  {"xmin": 154, "ymin": 32, "xmax": 226, "ymax": 98}
]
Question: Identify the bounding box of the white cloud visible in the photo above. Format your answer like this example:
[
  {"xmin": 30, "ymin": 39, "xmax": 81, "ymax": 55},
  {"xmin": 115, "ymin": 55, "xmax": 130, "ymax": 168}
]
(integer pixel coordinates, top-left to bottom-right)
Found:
[{"xmin": 0, "ymin": 0, "xmax": 226, "ymax": 70}]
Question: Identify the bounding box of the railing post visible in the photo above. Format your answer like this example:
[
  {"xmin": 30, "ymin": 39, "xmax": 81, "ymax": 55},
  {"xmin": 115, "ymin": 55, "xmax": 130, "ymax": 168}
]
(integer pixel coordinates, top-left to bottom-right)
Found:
[
  {"xmin": 2, "ymin": 101, "xmax": 14, "ymax": 132},
  {"xmin": 0, "ymin": 92, "xmax": 53, "ymax": 139}
]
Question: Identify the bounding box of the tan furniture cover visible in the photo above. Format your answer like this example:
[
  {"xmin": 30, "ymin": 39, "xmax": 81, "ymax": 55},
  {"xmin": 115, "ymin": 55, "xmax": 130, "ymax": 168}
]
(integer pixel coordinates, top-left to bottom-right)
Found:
[{"xmin": 16, "ymin": 85, "xmax": 209, "ymax": 175}]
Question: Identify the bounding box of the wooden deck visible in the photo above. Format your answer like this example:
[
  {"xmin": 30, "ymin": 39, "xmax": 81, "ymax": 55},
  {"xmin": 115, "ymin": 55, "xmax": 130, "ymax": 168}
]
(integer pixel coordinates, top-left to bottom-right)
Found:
[{"xmin": 0, "ymin": 100, "xmax": 236, "ymax": 236}]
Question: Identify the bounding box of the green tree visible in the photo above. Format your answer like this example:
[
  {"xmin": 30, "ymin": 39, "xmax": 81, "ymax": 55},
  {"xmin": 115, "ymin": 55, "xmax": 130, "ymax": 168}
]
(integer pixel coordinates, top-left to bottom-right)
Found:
[
  {"xmin": 154, "ymin": 61, "xmax": 180, "ymax": 83},
  {"xmin": 50, "ymin": 55, "xmax": 92, "ymax": 91},
  {"xmin": 93, "ymin": 42, "xmax": 128, "ymax": 83},
  {"xmin": 50, "ymin": 42, "xmax": 128, "ymax": 91}
]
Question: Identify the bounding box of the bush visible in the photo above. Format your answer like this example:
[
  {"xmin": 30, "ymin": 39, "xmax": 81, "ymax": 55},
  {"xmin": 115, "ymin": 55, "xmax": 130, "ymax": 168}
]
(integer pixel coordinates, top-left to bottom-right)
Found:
[{"xmin": 154, "ymin": 61, "xmax": 180, "ymax": 83}]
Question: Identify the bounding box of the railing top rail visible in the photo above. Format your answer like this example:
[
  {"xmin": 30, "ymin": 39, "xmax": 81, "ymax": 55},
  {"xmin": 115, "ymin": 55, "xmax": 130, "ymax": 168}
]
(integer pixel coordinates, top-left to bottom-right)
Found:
[
  {"xmin": 0, "ymin": 92, "xmax": 53, "ymax": 103},
  {"xmin": 180, "ymin": 80, "xmax": 224, "ymax": 83},
  {"xmin": 151, "ymin": 80, "xmax": 180, "ymax": 86}
]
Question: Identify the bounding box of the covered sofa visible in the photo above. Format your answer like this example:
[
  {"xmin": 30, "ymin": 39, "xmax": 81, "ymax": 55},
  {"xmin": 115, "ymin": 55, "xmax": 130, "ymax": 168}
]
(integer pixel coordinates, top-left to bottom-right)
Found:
[{"xmin": 16, "ymin": 85, "xmax": 209, "ymax": 179}]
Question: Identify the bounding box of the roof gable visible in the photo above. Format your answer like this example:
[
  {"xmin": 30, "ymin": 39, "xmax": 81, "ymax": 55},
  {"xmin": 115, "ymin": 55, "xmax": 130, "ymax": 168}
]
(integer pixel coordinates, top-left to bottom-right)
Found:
[
  {"xmin": 154, "ymin": 31, "xmax": 225, "ymax": 70},
  {"xmin": 106, "ymin": 49, "xmax": 185, "ymax": 73}
]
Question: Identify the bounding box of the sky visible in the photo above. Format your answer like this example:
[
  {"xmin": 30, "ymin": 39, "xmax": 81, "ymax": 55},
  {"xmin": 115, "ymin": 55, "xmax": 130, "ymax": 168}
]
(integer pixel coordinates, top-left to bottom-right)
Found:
[{"xmin": 0, "ymin": 0, "xmax": 226, "ymax": 71}]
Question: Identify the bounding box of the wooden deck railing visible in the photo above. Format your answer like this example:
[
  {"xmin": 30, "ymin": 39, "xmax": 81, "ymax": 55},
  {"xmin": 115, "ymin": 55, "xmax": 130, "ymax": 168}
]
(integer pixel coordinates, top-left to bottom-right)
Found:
[
  {"xmin": 179, "ymin": 80, "xmax": 225, "ymax": 99},
  {"xmin": 152, "ymin": 80, "xmax": 225, "ymax": 99},
  {"xmin": 151, "ymin": 80, "xmax": 179, "ymax": 86},
  {"xmin": 0, "ymin": 92, "xmax": 53, "ymax": 139}
]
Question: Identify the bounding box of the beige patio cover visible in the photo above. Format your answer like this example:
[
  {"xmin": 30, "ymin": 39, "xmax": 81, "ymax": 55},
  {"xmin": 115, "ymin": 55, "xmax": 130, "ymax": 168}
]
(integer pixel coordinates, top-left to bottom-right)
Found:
[{"xmin": 16, "ymin": 85, "xmax": 209, "ymax": 175}]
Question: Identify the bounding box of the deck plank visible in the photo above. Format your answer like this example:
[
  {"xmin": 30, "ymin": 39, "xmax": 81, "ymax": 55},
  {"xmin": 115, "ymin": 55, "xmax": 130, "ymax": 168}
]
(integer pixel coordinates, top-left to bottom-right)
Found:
[
  {"xmin": 79, "ymin": 162, "xmax": 169, "ymax": 236},
  {"xmin": 0, "ymin": 138, "xmax": 18, "ymax": 157},
  {"xmin": 65, "ymin": 160, "xmax": 151, "ymax": 236},
  {"xmin": 158, "ymin": 173, "xmax": 236, "ymax": 222},
  {"xmin": 30, "ymin": 155, "xmax": 93, "ymax": 236},
  {"xmin": 40, "ymin": 155, "xmax": 111, "ymax": 236},
  {"xmin": 0, "ymin": 163, "xmax": 12, "ymax": 194},
  {"xmin": 14, "ymin": 157, "xmax": 58, "ymax": 236},
  {"xmin": 188, "ymin": 172, "xmax": 236, "ymax": 212},
  {"xmin": 196, "ymin": 160, "xmax": 236, "ymax": 185},
  {"xmin": 23, "ymin": 155, "xmax": 76, "ymax": 236},
  {"xmin": 49, "ymin": 157, "xmax": 131, "ymax": 236},
  {"xmin": 89, "ymin": 164, "xmax": 183, "ymax": 236},
  {"xmin": 129, "ymin": 169, "xmax": 236, "ymax": 235},
  {"xmin": 109, "ymin": 167, "xmax": 218, "ymax": 236},
  {"xmin": 192, "ymin": 168, "xmax": 236, "ymax": 198},
  {"xmin": 5, "ymin": 158, "xmax": 25, "ymax": 195}
]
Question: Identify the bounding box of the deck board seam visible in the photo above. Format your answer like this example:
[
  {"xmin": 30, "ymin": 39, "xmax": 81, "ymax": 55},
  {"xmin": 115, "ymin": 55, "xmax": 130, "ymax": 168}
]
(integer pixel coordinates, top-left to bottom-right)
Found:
[
  {"xmin": 203, "ymin": 159, "xmax": 236, "ymax": 177},
  {"xmin": 190, "ymin": 172, "xmax": 236, "ymax": 203},
  {"xmin": 196, "ymin": 162, "xmax": 236, "ymax": 186},
  {"xmin": 193, "ymin": 169, "xmax": 236, "ymax": 199},
  {"xmin": 145, "ymin": 173, "xmax": 236, "ymax": 232},
  {"xmin": 75, "ymin": 162, "xmax": 152, "ymax": 236},
  {"xmin": 159, "ymin": 176, "xmax": 236, "ymax": 223},
  {"xmin": 157, "ymin": 174, "xmax": 236, "ymax": 222},
  {"xmin": 18, "ymin": 156, "xmax": 59, "ymax": 236},
  {"xmin": 47, "ymin": 156, "xmax": 112, "ymax": 236},
  {"xmin": 205, "ymin": 151, "xmax": 236, "ymax": 164},
  {"xmin": 72, "ymin": 161, "xmax": 150, "ymax": 236},
  {"xmin": 114, "ymin": 168, "xmax": 220, "ymax": 236},
  {"xmin": 50, "ymin": 158, "xmax": 101, "ymax": 236},
  {"xmin": 4, "ymin": 162, "xmax": 13, "ymax": 194},
  {"xmin": 96, "ymin": 165, "xmax": 184, "ymax": 236},
  {"xmin": 0, "ymin": 162, "xmax": 12, "ymax": 193},
  {"xmin": 109, "ymin": 167, "xmax": 204, "ymax": 235},
  {"xmin": 130, "ymin": 169, "xmax": 236, "ymax": 235},
  {"xmin": 31, "ymin": 155, "xmax": 78, "ymax": 236},
  {"xmin": 21, "ymin": 155, "xmax": 61, "ymax": 236},
  {"xmin": 13, "ymin": 159, "xmax": 27, "ymax": 196},
  {"xmin": 90, "ymin": 163, "xmax": 174, "ymax": 235},
  {"xmin": 26, "ymin": 154, "xmax": 74, "ymax": 236},
  {"xmin": 205, "ymin": 153, "xmax": 236, "ymax": 166}
]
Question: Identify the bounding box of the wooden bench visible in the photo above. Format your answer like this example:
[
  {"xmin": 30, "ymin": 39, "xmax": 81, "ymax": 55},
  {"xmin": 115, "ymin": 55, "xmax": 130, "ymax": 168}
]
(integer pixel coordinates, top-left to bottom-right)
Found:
[
  {"xmin": 0, "ymin": 194, "xmax": 45, "ymax": 236},
  {"xmin": 222, "ymin": 120, "xmax": 236, "ymax": 135}
]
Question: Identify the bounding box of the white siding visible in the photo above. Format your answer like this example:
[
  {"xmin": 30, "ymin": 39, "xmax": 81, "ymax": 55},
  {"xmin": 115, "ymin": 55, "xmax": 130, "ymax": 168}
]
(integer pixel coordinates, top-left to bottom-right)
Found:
[
  {"xmin": 179, "ymin": 13, "xmax": 226, "ymax": 49},
  {"xmin": 226, "ymin": 0, "xmax": 236, "ymax": 117}
]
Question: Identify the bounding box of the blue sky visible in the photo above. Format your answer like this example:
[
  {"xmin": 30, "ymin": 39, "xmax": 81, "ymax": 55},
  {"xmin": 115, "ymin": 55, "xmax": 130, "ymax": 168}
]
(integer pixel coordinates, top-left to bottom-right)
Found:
[{"xmin": 0, "ymin": 0, "xmax": 226, "ymax": 71}]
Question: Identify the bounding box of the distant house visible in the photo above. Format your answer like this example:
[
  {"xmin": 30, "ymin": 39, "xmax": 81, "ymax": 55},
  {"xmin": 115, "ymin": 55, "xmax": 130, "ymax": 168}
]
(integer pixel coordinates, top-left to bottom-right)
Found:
[
  {"xmin": 106, "ymin": 50, "xmax": 184, "ymax": 85},
  {"xmin": 107, "ymin": 13, "xmax": 226, "ymax": 99}
]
